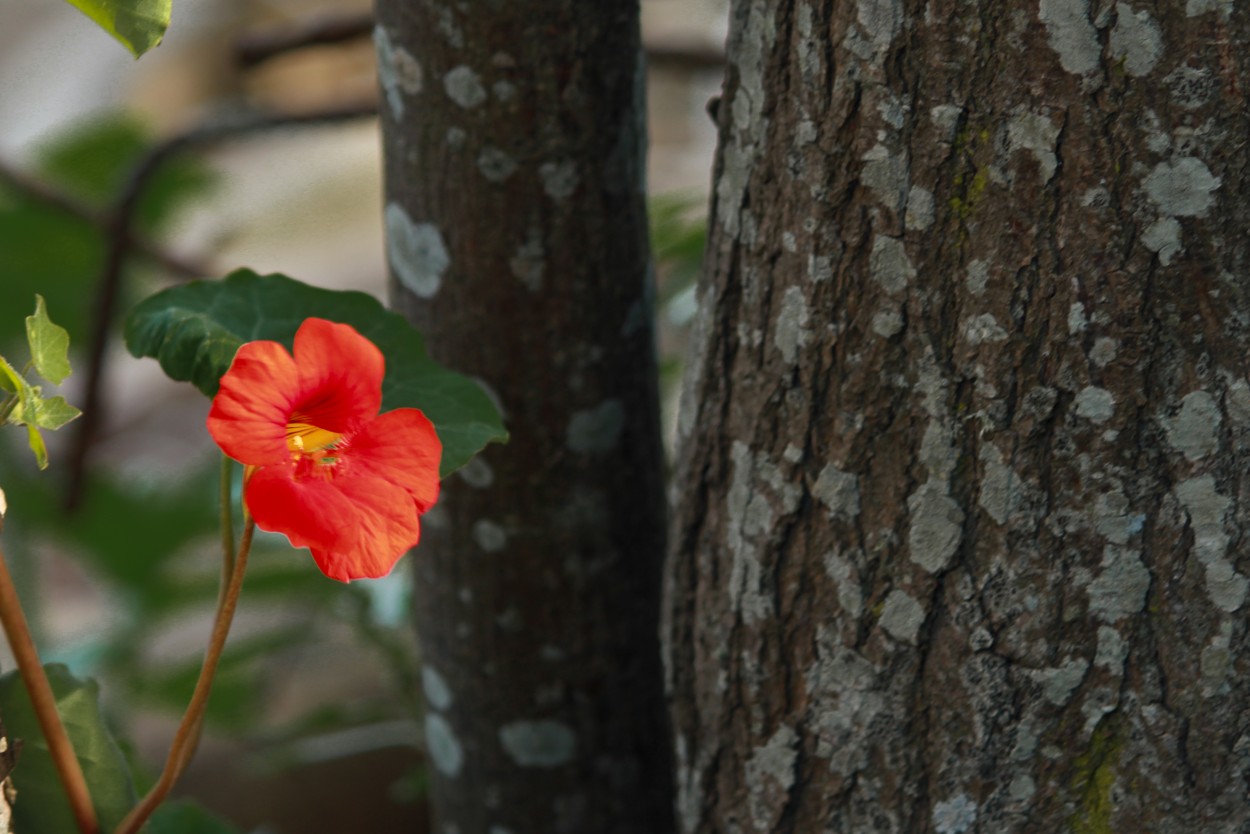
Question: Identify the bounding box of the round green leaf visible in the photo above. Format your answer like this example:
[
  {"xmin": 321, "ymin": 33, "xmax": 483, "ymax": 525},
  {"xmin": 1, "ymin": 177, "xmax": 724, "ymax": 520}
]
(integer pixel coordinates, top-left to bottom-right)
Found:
[
  {"xmin": 124, "ymin": 269, "xmax": 507, "ymax": 476},
  {"xmin": 0, "ymin": 664, "xmax": 137, "ymax": 833}
]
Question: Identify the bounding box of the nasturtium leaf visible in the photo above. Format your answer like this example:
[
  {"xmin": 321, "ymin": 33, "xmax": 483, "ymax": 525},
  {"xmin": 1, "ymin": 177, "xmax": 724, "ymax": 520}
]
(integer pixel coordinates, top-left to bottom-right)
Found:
[
  {"xmin": 61, "ymin": 0, "xmax": 171, "ymax": 58},
  {"xmin": 124, "ymin": 270, "xmax": 508, "ymax": 475},
  {"xmin": 25, "ymin": 295, "xmax": 72, "ymax": 385},
  {"xmin": 0, "ymin": 664, "xmax": 138, "ymax": 833}
]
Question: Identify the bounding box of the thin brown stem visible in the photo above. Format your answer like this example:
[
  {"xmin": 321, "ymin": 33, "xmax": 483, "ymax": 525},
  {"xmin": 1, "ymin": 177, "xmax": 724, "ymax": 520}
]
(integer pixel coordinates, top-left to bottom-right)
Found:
[
  {"xmin": 112, "ymin": 518, "xmax": 255, "ymax": 834},
  {"xmin": 0, "ymin": 522, "xmax": 98, "ymax": 833}
]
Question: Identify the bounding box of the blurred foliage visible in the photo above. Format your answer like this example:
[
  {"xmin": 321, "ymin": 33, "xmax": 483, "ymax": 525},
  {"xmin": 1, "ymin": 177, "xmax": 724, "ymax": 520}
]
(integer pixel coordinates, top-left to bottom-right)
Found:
[
  {"xmin": 649, "ymin": 193, "xmax": 707, "ymax": 393},
  {"xmin": 4, "ymin": 457, "xmax": 416, "ymax": 732},
  {"xmin": 650, "ymin": 192, "xmax": 707, "ymax": 300},
  {"xmin": 0, "ymin": 115, "xmax": 214, "ymax": 352}
]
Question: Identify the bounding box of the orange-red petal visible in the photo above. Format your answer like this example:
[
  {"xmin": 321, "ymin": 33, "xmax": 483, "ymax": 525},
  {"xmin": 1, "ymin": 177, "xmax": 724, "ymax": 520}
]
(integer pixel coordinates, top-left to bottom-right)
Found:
[
  {"xmin": 207, "ymin": 339, "xmax": 300, "ymax": 465},
  {"xmin": 244, "ymin": 462, "xmax": 423, "ymax": 582},
  {"xmin": 345, "ymin": 408, "xmax": 442, "ymax": 510},
  {"xmin": 207, "ymin": 319, "xmax": 387, "ymax": 466},
  {"xmin": 290, "ymin": 319, "xmax": 384, "ymax": 433}
]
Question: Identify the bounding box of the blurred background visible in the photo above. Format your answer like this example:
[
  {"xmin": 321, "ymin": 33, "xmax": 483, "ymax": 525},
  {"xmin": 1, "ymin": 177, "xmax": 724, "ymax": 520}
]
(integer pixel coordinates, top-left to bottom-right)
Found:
[{"xmin": 0, "ymin": 0, "xmax": 724, "ymax": 830}]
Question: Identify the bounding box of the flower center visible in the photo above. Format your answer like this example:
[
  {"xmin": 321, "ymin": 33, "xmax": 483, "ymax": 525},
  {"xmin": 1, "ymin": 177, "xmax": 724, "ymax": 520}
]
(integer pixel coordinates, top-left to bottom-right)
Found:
[{"xmin": 286, "ymin": 420, "xmax": 342, "ymax": 457}]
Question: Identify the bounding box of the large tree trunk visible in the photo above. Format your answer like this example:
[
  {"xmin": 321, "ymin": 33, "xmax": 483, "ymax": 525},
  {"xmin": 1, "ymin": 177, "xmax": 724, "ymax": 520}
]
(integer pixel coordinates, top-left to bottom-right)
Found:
[
  {"xmin": 666, "ymin": 1, "xmax": 1250, "ymax": 831},
  {"xmin": 375, "ymin": 1, "xmax": 674, "ymax": 832}
]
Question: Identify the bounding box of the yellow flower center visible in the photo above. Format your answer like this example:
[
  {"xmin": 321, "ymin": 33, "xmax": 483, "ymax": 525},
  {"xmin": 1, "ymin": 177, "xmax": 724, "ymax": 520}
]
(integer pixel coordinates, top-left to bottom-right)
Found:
[{"xmin": 286, "ymin": 420, "xmax": 341, "ymax": 457}]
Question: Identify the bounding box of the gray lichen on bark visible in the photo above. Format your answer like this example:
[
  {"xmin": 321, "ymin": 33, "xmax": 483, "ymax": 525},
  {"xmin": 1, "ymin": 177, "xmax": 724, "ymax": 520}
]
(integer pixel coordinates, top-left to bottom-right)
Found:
[{"xmin": 665, "ymin": 0, "xmax": 1250, "ymax": 831}]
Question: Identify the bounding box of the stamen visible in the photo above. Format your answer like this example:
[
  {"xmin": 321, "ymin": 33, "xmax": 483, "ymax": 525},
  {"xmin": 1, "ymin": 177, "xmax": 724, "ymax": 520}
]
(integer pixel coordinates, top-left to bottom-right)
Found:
[{"xmin": 286, "ymin": 420, "xmax": 342, "ymax": 456}]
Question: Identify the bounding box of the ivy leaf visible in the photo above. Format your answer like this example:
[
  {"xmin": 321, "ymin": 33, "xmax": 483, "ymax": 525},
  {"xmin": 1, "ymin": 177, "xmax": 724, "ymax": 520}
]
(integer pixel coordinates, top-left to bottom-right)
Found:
[
  {"xmin": 124, "ymin": 269, "xmax": 509, "ymax": 475},
  {"xmin": 60, "ymin": 0, "xmax": 171, "ymax": 58},
  {"xmin": 0, "ymin": 358, "xmax": 48, "ymax": 469},
  {"xmin": 25, "ymin": 295, "xmax": 72, "ymax": 385},
  {"xmin": 0, "ymin": 664, "xmax": 138, "ymax": 833},
  {"xmin": 0, "ymin": 358, "xmax": 22, "ymax": 396},
  {"xmin": 0, "ymin": 355, "xmax": 81, "ymax": 469},
  {"xmin": 18, "ymin": 395, "xmax": 82, "ymax": 431},
  {"xmin": 23, "ymin": 424, "xmax": 49, "ymax": 471}
]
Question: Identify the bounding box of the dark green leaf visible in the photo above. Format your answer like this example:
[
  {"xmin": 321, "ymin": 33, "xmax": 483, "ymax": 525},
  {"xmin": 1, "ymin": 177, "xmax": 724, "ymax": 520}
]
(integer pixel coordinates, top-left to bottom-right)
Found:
[
  {"xmin": 60, "ymin": 0, "xmax": 171, "ymax": 57},
  {"xmin": 124, "ymin": 270, "xmax": 508, "ymax": 475},
  {"xmin": 0, "ymin": 664, "xmax": 137, "ymax": 832},
  {"xmin": 25, "ymin": 295, "xmax": 72, "ymax": 385},
  {"xmin": 147, "ymin": 799, "xmax": 242, "ymax": 834}
]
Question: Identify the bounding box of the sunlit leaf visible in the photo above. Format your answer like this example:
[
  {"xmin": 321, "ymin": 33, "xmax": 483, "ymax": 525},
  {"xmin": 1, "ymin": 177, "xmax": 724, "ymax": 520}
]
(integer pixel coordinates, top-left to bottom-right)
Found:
[
  {"xmin": 61, "ymin": 0, "xmax": 171, "ymax": 58},
  {"xmin": 124, "ymin": 270, "xmax": 509, "ymax": 475},
  {"xmin": 0, "ymin": 115, "xmax": 216, "ymax": 354},
  {"xmin": 23, "ymin": 423, "xmax": 49, "ymax": 470},
  {"xmin": 0, "ymin": 358, "xmax": 21, "ymax": 395},
  {"xmin": 27, "ymin": 396, "xmax": 82, "ymax": 431},
  {"xmin": 25, "ymin": 296, "xmax": 72, "ymax": 384},
  {"xmin": 0, "ymin": 664, "xmax": 137, "ymax": 832}
]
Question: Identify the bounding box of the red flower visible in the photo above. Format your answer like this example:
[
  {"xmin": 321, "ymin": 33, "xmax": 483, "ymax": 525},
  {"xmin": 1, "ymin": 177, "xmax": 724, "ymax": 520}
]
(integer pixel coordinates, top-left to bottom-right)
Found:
[{"xmin": 206, "ymin": 318, "xmax": 441, "ymax": 581}]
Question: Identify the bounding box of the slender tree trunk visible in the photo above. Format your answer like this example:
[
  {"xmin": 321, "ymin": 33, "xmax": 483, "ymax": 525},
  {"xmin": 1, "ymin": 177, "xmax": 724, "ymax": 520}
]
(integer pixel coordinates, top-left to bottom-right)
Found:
[
  {"xmin": 666, "ymin": 1, "xmax": 1250, "ymax": 831},
  {"xmin": 376, "ymin": 2, "xmax": 674, "ymax": 832}
]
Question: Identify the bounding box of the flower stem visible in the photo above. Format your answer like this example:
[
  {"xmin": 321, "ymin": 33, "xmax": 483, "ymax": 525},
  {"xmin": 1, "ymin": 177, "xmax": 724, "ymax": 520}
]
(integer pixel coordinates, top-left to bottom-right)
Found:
[
  {"xmin": 113, "ymin": 518, "xmax": 255, "ymax": 834},
  {"xmin": 218, "ymin": 456, "xmax": 236, "ymax": 599},
  {"xmin": 0, "ymin": 521, "xmax": 98, "ymax": 833}
]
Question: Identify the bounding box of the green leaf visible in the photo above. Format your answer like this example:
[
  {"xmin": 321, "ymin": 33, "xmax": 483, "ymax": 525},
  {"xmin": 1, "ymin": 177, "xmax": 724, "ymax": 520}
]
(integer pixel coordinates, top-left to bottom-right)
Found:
[
  {"xmin": 147, "ymin": 799, "xmax": 242, "ymax": 834},
  {"xmin": 0, "ymin": 664, "xmax": 137, "ymax": 833},
  {"xmin": 0, "ymin": 358, "xmax": 56, "ymax": 470},
  {"xmin": 25, "ymin": 295, "xmax": 73, "ymax": 385},
  {"xmin": 124, "ymin": 269, "xmax": 509, "ymax": 475},
  {"xmin": 1, "ymin": 352, "xmax": 80, "ymax": 469},
  {"xmin": 23, "ymin": 423, "xmax": 49, "ymax": 470},
  {"xmin": 0, "ymin": 357, "xmax": 21, "ymax": 395},
  {"xmin": 61, "ymin": 0, "xmax": 171, "ymax": 57},
  {"xmin": 26, "ymin": 396, "xmax": 81, "ymax": 431}
]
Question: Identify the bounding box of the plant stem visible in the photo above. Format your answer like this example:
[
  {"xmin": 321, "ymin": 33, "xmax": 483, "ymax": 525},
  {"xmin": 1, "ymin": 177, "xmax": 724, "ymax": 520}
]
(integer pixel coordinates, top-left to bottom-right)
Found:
[
  {"xmin": 0, "ymin": 522, "xmax": 98, "ymax": 833},
  {"xmin": 113, "ymin": 518, "xmax": 255, "ymax": 834},
  {"xmin": 169, "ymin": 457, "xmax": 239, "ymax": 781},
  {"xmin": 218, "ymin": 456, "xmax": 236, "ymax": 596}
]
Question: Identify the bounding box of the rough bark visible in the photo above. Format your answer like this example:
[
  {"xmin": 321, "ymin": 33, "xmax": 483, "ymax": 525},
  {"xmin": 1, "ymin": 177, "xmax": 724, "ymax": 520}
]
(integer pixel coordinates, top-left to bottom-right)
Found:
[
  {"xmin": 375, "ymin": 1, "xmax": 674, "ymax": 832},
  {"xmin": 666, "ymin": 1, "xmax": 1250, "ymax": 832}
]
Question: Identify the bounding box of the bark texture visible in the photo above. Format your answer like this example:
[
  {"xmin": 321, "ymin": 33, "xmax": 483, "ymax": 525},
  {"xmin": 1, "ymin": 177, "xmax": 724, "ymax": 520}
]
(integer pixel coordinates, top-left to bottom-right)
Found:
[
  {"xmin": 666, "ymin": 1, "xmax": 1250, "ymax": 832},
  {"xmin": 376, "ymin": 1, "xmax": 674, "ymax": 832}
]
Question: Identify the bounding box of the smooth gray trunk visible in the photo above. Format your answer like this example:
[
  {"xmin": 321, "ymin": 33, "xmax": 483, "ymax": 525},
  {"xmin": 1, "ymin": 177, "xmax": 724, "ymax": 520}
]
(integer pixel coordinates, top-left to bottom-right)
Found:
[{"xmin": 376, "ymin": 1, "xmax": 675, "ymax": 831}]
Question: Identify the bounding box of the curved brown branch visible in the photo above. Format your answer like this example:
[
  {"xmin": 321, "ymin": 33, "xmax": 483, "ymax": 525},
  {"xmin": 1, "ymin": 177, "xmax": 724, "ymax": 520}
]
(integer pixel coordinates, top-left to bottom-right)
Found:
[
  {"xmin": 235, "ymin": 11, "xmax": 374, "ymax": 68},
  {"xmin": 0, "ymin": 160, "xmax": 208, "ymax": 280}
]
